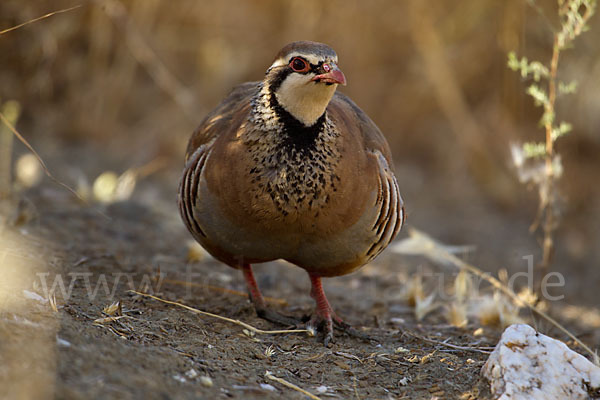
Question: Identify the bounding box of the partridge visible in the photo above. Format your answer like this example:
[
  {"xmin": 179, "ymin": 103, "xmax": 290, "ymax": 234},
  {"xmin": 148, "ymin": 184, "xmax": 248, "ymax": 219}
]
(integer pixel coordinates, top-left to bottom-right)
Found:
[{"xmin": 179, "ymin": 41, "xmax": 405, "ymax": 345}]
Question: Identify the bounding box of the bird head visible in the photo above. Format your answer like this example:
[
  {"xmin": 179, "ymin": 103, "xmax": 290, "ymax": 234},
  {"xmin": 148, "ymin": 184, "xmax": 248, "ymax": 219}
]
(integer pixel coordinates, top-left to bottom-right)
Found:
[{"xmin": 265, "ymin": 41, "xmax": 346, "ymax": 127}]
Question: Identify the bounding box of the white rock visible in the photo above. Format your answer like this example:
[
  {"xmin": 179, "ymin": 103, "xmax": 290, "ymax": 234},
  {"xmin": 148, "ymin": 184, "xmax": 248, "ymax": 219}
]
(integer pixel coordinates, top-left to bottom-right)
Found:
[
  {"xmin": 482, "ymin": 324, "xmax": 600, "ymax": 400},
  {"xmin": 185, "ymin": 369, "xmax": 198, "ymax": 379},
  {"xmin": 260, "ymin": 383, "xmax": 276, "ymax": 391}
]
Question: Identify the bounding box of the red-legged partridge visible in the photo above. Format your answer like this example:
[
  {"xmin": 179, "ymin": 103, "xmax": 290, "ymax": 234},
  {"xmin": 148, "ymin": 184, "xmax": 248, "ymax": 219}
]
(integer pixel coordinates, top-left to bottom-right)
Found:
[{"xmin": 179, "ymin": 41, "xmax": 405, "ymax": 345}]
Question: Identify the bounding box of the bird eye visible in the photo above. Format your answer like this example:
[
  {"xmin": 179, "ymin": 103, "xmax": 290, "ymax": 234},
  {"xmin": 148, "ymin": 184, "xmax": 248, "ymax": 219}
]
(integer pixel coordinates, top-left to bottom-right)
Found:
[{"xmin": 290, "ymin": 57, "xmax": 309, "ymax": 72}]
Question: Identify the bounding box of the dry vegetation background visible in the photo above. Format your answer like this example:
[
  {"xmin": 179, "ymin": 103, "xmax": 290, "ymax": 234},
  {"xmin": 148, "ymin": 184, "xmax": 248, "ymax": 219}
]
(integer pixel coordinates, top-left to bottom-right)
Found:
[{"xmin": 1, "ymin": 0, "xmax": 600, "ymax": 398}]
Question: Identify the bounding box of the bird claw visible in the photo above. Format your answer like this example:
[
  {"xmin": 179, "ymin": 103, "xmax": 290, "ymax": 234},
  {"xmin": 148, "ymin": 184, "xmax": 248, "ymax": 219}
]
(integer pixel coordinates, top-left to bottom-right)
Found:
[
  {"xmin": 306, "ymin": 312, "xmax": 371, "ymax": 346},
  {"xmin": 246, "ymin": 269, "xmax": 372, "ymax": 345},
  {"xmin": 255, "ymin": 305, "xmax": 372, "ymax": 345},
  {"xmin": 307, "ymin": 313, "xmax": 335, "ymax": 346}
]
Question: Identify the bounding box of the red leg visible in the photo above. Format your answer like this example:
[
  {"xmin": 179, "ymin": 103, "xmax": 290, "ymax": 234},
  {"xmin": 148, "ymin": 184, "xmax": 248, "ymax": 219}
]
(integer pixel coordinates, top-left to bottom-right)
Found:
[
  {"xmin": 308, "ymin": 273, "xmax": 371, "ymax": 346},
  {"xmin": 241, "ymin": 264, "xmax": 298, "ymax": 326},
  {"xmin": 308, "ymin": 273, "xmax": 337, "ymax": 345},
  {"xmin": 241, "ymin": 263, "xmax": 266, "ymax": 308}
]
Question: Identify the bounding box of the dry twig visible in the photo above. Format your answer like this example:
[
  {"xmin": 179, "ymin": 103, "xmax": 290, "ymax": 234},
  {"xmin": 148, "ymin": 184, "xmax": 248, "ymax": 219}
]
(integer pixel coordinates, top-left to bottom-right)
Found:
[
  {"xmin": 0, "ymin": 4, "xmax": 82, "ymax": 36},
  {"xmin": 128, "ymin": 290, "xmax": 309, "ymax": 336},
  {"xmin": 536, "ymin": 1, "xmax": 596, "ymax": 280},
  {"xmin": 0, "ymin": 112, "xmax": 84, "ymax": 203},
  {"xmin": 264, "ymin": 371, "xmax": 322, "ymax": 400},
  {"xmin": 405, "ymin": 331, "xmax": 493, "ymax": 355}
]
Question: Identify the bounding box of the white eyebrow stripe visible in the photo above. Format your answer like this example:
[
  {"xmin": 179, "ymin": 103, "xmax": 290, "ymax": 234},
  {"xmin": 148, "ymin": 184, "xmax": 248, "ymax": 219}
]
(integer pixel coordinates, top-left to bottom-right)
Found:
[
  {"xmin": 269, "ymin": 58, "xmax": 287, "ymax": 69},
  {"xmin": 286, "ymin": 53, "xmax": 322, "ymax": 65},
  {"xmin": 268, "ymin": 52, "xmax": 338, "ymax": 70}
]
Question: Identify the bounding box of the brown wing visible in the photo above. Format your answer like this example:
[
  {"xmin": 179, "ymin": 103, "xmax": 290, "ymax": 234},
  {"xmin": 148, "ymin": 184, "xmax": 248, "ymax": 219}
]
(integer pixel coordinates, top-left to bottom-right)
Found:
[
  {"xmin": 185, "ymin": 82, "xmax": 259, "ymax": 162},
  {"xmin": 180, "ymin": 81, "xmax": 257, "ymax": 248},
  {"xmin": 329, "ymin": 92, "xmax": 395, "ymax": 165},
  {"xmin": 328, "ymin": 92, "xmax": 406, "ymax": 261}
]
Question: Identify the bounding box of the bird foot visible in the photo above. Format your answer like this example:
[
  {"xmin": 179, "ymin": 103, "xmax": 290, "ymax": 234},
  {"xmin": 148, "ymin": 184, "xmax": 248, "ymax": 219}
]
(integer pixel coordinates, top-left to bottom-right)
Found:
[
  {"xmin": 242, "ymin": 265, "xmax": 372, "ymax": 345},
  {"xmin": 307, "ymin": 274, "xmax": 372, "ymax": 346},
  {"xmin": 305, "ymin": 308, "xmax": 371, "ymax": 347},
  {"xmin": 254, "ymin": 301, "xmax": 371, "ymax": 345}
]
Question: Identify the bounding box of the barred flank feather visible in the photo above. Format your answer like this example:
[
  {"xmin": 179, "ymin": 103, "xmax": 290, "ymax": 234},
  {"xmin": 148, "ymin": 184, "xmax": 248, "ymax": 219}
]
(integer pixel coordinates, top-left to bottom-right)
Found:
[
  {"xmin": 366, "ymin": 151, "xmax": 405, "ymax": 261},
  {"xmin": 179, "ymin": 146, "xmax": 211, "ymax": 240}
]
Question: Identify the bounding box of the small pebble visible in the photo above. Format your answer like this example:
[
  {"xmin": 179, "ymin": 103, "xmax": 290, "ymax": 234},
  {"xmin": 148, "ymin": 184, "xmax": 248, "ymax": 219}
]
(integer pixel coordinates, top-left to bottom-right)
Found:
[
  {"xmin": 315, "ymin": 385, "xmax": 329, "ymax": 393},
  {"xmin": 200, "ymin": 376, "xmax": 213, "ymax": 387},
  {"xmin": 185, "ymin": 369, "xmax": 198, "ymax": 379}
]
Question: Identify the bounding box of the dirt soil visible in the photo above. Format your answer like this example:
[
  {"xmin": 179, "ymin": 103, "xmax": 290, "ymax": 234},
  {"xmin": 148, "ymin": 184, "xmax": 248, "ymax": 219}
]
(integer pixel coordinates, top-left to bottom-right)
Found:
[
  {"xmin": 0, "ymin": 146, "xmax": 499, "ymax": 400},
  {"xmin": 1, "ymin": 142, "xmax": 598, "ymax": 400}
]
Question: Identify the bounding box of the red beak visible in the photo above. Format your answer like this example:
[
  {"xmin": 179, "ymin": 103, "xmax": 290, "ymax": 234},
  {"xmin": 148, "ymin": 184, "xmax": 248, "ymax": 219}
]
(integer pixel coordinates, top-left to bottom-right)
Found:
[{"xmin": 312, "ymin": 66, "xmax": 346, "ymax": 86}]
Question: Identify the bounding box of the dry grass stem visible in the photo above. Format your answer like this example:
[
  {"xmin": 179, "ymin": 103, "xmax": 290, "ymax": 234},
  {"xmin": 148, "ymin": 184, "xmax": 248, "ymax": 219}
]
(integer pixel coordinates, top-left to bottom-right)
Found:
[
  {"xmin": 405, "ymin": 331, "xmax": 493, "ymax": 355},
  {"xmin": 132, "ymin": 157, "xmax": 168, "ymax": 179},
  {"xmin": 301, "ymin": 352, "xmax": 327, "ymax": 362},
  {"xmin": 93, "ymin": 315, "xmax": 127, "ymax": 325},
  {"xmin": 102, "ymin": 301, "xmax": 122, "ymax": 316},
  {"xmin": 408, "ymin": 0, "xmax": 513, "ymax": 202},
  {"xmin": 334, "ymin": 351, "xmax": 363, "ymax": 364},
  {"xmin": 0, "ymin": 4, "xmax": 82, "ymax": 35},
  {"xmin": 352, "ymin": 376, "xmax": 361, "ymax": 400},
  {"xmin": 99, "ymin": 0, "xmax": 199, "ymax": 120},
  {"xmin": 48, "ymin": 293, "xmax": 58, "ymax": 313},
  {"xmin": 403, "ymin": 228, "xmax": 599, "ymax": 365},
  {"xmin": 0, "ymin": 112, "xmax": 86, "ymax": 204},
  {"xmin": 264, "ymin": 371, "xmax": 322, "ymax": 400},
  {"xmin": 0, "ymin": 102, "xmax": 19, "ymax": 197},
  {"xmin": 408, "ymin": 2, "xmax": 486, "ymax": 156},
  {"xmin": 128, "ymin": 290, "xmax": 309, "ymax": 336}
]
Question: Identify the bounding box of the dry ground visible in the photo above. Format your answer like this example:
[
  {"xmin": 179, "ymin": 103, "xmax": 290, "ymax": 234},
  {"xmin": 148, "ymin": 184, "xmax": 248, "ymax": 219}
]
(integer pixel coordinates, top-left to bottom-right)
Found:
[
  {"xmin": 0, "ymin": 145, "xmax": 499, "ymax": 400},
  {"xmin": 1, "ymin": 142, "xmax": 599, "ymax": 400}
]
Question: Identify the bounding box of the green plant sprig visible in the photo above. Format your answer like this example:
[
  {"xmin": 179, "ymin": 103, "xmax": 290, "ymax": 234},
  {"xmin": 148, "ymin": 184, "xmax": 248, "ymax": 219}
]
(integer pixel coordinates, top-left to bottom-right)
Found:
[{"xmin": 508, "ymin": 0, "xmax": 596, "ymax": 283}]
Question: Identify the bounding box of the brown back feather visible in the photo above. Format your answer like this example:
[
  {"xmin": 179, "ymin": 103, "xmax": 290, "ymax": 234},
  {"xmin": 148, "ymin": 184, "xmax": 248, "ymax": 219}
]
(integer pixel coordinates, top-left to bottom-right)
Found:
[{"xmin": 185, "ymin": 82, "xmax": 258, "ymax": 162}]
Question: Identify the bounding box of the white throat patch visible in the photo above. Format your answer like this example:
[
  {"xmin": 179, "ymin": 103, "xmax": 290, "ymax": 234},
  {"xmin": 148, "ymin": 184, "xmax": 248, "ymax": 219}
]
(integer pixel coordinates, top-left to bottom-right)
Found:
[{"xmin": 275, "ymin": 73, "xmax": 337, "ymax": 126}]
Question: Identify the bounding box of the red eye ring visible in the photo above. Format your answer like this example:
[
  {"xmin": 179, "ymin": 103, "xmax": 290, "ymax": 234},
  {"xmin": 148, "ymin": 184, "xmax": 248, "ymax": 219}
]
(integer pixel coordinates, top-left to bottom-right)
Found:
[{"xmin": 289, "ymin": 57, "xmax": 309, "ymax": 73}]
